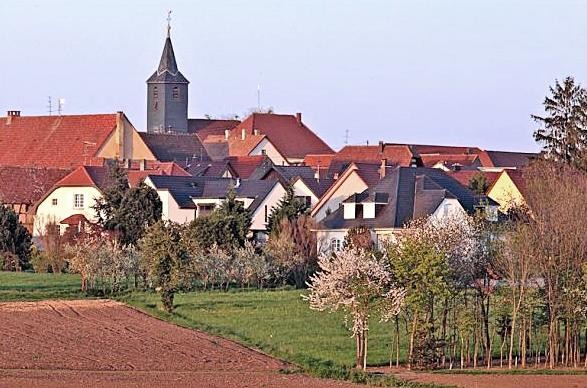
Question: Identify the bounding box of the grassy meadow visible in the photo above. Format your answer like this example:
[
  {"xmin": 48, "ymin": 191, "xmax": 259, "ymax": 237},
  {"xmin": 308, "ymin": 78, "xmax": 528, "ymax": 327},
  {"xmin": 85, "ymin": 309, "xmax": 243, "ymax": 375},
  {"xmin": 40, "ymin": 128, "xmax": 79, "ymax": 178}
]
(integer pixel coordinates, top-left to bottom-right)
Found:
[{"xmin": 0, "ymin": 272, "xmax": 83, "ymax": 301}]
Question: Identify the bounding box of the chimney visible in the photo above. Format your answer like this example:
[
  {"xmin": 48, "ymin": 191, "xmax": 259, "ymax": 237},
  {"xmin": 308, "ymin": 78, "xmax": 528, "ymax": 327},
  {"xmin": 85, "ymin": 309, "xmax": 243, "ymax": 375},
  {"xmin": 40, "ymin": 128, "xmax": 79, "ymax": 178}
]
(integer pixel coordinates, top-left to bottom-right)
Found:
[
  {"xmin": 6, "ymin": 110, "xmax": 20, "ymax": 125},
  {"xmin": 378, "ymin": 141, "xmax": 384, "ymax": 153},
  {"xmin": 235, "ymin": 178, "xmax": 241, "ymax": 188},
  {"xmin": 379, "ymin": 158, "xmax": 387, "ymax": 179},
  {"xmin": 253, "ymin": 128, "xmax": 260, "ymax": 136},
  {"xmin": 139, "ymin": 159, "xmax": 147, "ymax": 171},
  {"xmin": 224, "ymin": 129, "xmax": 230, "ymax": 140},
  {"xmin": 241, "ymin": 128, "xmax": 246, "ymax": 140},
  {"xmin": 295, "ymin": 112, "xmax": 302, "ymax": 126}
]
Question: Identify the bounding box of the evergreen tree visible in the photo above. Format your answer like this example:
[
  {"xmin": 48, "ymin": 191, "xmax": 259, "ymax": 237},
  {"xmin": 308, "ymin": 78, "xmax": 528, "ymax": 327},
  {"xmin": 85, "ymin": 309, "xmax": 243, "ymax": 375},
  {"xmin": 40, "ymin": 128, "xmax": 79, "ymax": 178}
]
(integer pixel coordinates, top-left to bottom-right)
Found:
[
  {"xmin": 0, "ymin": 205, "xmax": 31, "ymax": 270},
  {"xmin": 266, "ymin": 185, "xmax": 308, "ymax": 234},
  {"xmin": 184, "ymin": 188, "xmax": 252, "ymax": 250},
  {"xmin": 93, "ymin": 161, "xmax": 162, "ymax": 245},
  {"xmin": 533, "ymin": 76, "xmax": 587, "ymax": 170},
  {"xmin": 468, "ymin": 172, "xmax": 488, "ymax": 195}
]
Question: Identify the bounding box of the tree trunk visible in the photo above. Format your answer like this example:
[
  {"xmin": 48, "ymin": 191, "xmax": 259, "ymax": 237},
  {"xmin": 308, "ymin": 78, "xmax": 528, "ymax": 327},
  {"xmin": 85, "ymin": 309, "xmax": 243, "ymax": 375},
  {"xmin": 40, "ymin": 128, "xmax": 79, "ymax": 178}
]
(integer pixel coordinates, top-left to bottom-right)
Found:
[{"xmin": 408, "ymin": 313, "xmax": 417, "ymax": 370}]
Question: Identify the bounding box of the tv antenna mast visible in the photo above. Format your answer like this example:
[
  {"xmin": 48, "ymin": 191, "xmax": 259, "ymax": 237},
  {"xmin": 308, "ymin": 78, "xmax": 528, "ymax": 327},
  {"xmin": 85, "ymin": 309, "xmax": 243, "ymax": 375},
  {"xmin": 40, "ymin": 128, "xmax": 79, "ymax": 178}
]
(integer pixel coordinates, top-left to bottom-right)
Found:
[
  {"xmin": 57, "ymin": 98, "xmax": 66, "ymax": 115},
  {"xmin": 344, "ymin": 129, "xmax": 350, "ymax": 145},
  {"xmin": 47, "ymin": 96, "xmax": 53, "ymax": 115}
]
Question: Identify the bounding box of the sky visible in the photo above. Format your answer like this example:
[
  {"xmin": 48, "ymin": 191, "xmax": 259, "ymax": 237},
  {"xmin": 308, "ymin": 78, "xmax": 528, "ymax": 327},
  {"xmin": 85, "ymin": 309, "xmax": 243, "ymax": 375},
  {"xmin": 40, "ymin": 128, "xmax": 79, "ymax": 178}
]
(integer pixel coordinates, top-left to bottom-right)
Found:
[{"xmin": 1, "ymin": 1, "xmax": 586, "ymax": 152}]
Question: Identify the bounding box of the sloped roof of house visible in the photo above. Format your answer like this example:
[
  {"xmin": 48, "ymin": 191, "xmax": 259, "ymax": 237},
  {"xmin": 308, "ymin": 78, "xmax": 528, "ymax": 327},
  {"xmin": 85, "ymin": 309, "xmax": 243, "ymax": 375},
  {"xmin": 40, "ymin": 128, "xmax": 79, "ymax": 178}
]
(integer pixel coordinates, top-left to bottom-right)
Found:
[
  {"xmin": 230, "ymin": 113, "xmax": 334, "ymax": 159},
  {"xmin": 319, "ymin": 167, "xmax": 496, "ymax": 230},
  {"xmin": 187, "ymin": 118, "xmax": 240, "ymax": 139},
  {"xmin": 249, "ymin": 163, "xmax": 334, "ymax": 198},
  {"xmin": 447, "ymin": 170, "xmax": 501, "ymax": 193},
  {"xmin": 335, "ymin": 144, "xmax": 414, "ymax": 166},
  {"xmin": 147, "ymin": 175, "xmax": 278, "ymax": 213},
  {"xmin": 482, "ymin": 151, "xmax": 537, "ymax": 168},
  {"xmin": 139, "ymin": 132, "xmax": 209, "ymax": 166},
  {"xmin": 188, "ymin": 156, "xmax": 266, "ymax": 179},
  {"xmin": 0, "ymin": 114, "xmax": 118, "ymax": 168},
  {"xmin": 0, "ymin": 166, "xmax": 72, "ymax": 205}
]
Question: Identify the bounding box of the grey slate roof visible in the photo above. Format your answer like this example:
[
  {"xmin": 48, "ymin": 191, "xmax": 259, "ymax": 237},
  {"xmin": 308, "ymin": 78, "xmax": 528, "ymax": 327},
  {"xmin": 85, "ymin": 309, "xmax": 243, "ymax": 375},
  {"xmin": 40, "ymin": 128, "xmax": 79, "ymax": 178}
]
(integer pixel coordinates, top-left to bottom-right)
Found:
[
  {"xmin": 319, "ymin": 167, "xmax": 497, "ymax": 230},
  {"xmin": 147, "ymin": 175, "xmax": 278, "ymax": 213},
  {"xmin": 139, "ymin": 132, "xmax": 209, "ymax": 166},
  {"xmin": 146, "ymin": 37, "xmax": 189, "ymax": 84},
  {"xmin": 249, "ymin": 163, "xmax": 333, "ymax": 198}
]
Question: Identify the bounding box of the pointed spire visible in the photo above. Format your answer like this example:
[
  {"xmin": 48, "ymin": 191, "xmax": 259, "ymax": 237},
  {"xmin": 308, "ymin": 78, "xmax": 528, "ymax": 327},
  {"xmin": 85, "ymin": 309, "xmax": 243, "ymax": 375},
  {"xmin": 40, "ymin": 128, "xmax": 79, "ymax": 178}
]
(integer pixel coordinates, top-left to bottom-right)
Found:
[
  {"xmin": 157, "ymin": 36, "xmax": 179, "ymax": 76},
  {"xmin": 146, "ymin": 11, "xmax": 189, "ymax": 84}
]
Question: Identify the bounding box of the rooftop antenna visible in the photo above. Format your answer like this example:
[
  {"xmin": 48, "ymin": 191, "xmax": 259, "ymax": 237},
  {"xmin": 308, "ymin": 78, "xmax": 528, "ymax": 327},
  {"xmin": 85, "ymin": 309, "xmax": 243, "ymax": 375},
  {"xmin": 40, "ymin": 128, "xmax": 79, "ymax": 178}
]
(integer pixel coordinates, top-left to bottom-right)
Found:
[
  {"xmin": 47, "ymin": 96, "xmax": 53, "ymax": 115},
  {"xmin": 257, "ymin": 83, "xmax": 261, "ymax": 112},
  {"xmin": 57, "ymin": 98, "xmax": 65, "ymax": 116},
  {"xmin": 344, "ymin": 129, "xmax": 350, "ymax": 145},
  {"xmin": 166, "ymin": 10, "xmax": 172, "ymax": 37}
]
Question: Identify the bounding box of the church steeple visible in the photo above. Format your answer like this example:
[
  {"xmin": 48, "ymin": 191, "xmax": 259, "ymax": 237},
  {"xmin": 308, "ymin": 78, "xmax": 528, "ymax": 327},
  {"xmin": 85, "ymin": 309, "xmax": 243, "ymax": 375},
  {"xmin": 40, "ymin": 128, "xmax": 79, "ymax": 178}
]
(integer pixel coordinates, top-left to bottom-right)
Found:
[{"xmin": 146, "ymin": 12, "xmax": 189, "ymax": 133}]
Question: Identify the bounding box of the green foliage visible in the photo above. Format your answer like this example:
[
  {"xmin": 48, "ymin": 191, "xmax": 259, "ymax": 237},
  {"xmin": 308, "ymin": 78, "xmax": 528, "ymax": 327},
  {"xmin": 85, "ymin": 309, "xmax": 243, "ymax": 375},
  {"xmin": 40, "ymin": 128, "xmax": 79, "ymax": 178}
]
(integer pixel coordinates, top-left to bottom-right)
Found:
[
  {"xmin": 139, "ymin": 221, "xmax": 190, "ymax": 312},
  {"xmin": 467, "ymin": 172, "xmax": 489, "ymax": 195},
  {"xmin": 0, "ymin": 205, "xmax": 31, "ymax": 270},
  {"xmin": 93, "ymin": 162, "xmax": 162, "ymax": 245},
  {"xmin": 266, "ymin": 185, "xmax": 308, "ymax": 234},
  {"xmin": 533, "ymin": 76, "xmax": 587, "ymax": 170},
  {"xmin": 184, "ymin": 188, "xmax": 251, "ymax": 250}
]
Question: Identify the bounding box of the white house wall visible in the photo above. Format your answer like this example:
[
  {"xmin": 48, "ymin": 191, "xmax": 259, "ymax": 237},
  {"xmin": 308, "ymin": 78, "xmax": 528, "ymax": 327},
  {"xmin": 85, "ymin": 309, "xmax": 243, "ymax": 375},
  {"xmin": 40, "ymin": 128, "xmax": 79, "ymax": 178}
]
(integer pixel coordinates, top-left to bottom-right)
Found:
[
  {"xmin": 250, "ymin": 183, "xmax": 286, "ymax": 231},
  {"xmin": 34, "ymin": 186, "xmax": 102, "ymax": 237},
  {"xmin": 314, "ymin": 172, "xmax": 367, "ymax": 222},
  {"xmin": 292, "ymin": 179, "xmax": 318, "ymax": 207},
  {"xmin": 250, "ymin": 138, "xmax": 289, "ymax": 166}
]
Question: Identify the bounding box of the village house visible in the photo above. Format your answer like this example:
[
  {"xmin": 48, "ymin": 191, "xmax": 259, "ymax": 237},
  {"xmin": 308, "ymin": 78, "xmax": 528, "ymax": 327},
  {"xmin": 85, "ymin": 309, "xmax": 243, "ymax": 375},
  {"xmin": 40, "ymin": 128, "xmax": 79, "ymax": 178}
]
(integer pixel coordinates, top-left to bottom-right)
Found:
[
  {"xmin": 0, "ymin": 111, "xmax": 156, "ymax": 169},
  {"xmin": 33, "ymin": 161, "xmax": 189, "ymax": 237},
  {"xmin": 317, "ymin": 166, "xmax": 499, "ymax": 252},
  {"xmin": 144, "ymin": 175, "xmax": 286, "ymax": 238}
]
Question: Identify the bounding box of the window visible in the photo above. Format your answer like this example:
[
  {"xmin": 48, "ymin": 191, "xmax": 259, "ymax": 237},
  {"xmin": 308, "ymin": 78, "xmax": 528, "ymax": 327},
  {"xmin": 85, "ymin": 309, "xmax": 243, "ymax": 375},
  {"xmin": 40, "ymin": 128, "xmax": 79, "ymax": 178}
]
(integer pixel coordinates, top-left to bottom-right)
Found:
[
  {"xmin": 330, "ymin": 238, "xmax": 342, "ymax": 252},
  {"xmin": 74, "ymin": 194, "xmax": 84, "ymax": 209},
  {"xmin": 51, "ymin": 198, "xmax": 58, "ymax": 206},
  {"xmin": 296, "ymin": 196, "xmax": 312, "ymax": 208},
  {"xmin": 153, "ymin": 86, "xmax": 158, "ymax": 99},
  {"xmin": 172, "ymin": 86, "xmax": 180, "ymax": 100},
  {"xmin": 261, "ymin": 149, "xmax": 267, "ymax": 156}
]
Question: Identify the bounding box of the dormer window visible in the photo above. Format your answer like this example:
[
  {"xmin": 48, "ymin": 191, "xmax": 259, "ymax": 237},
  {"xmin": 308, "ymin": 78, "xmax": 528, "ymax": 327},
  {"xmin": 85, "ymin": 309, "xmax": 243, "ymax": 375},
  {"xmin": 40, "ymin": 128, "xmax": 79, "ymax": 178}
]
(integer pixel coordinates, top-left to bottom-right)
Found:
[{"xmin": 172, "ymin": 86, "xmax": 180, "ymax": 100}]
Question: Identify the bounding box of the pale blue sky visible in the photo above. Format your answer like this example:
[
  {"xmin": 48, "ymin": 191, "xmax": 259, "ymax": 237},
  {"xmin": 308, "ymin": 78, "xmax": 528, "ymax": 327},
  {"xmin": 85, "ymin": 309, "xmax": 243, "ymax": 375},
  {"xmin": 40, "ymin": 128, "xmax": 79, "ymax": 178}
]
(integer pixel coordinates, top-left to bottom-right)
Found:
[{"xmin": 1, "ymin": 0, "xmax": 586, "ymax": 151}]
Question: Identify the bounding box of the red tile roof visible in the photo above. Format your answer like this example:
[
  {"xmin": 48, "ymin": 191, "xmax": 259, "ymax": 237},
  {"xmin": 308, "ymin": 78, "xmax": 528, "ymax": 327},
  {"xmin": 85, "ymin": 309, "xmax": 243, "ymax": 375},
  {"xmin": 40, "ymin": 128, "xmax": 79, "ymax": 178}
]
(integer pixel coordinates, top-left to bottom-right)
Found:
[
  {"xmin": 335, "ymin": 145, "xmax": 414, "ymax": 166},
  {"xmin": 52, "ymin": 162, "xmax": 190, "ymax": 192},
  {"xmin": 187, "ymin": 118, "xmax": 240, "ymax": 140},
  {"xmin": 227, "ymin": 156, "xmax": 266, "ymax": 179},
  {"xmin": 230, "ymin": 113, "xmax": 334, "ymax": 159},
  {"xmin": 60, "ymin": 213, "xmax": 90, "ymax": 226},
  {"xmin": 0, "ymin": 114, "xmax": 118, "ymax": 168},
  {"xmin": 0, "ymin": 166, "xmax": 72, "ymax": 205},
  {"xmin": 303, "ymin": 154, "xmax": 335, "ymax": 170}
]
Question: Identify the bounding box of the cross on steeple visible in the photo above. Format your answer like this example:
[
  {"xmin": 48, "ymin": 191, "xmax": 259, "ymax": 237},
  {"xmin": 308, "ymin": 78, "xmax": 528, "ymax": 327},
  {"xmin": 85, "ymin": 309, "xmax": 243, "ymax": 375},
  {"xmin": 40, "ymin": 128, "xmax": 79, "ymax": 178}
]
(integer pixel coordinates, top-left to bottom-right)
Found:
[{"xmin": 166, "ymin": 10, "xmax": 172, "ymax": 37}]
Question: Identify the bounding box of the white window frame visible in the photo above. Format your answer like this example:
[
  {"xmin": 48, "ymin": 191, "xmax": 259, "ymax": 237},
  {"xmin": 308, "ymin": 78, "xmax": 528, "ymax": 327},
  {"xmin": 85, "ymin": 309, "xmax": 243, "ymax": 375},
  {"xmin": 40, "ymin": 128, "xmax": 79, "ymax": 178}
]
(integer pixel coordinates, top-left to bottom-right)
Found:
[{"xmin": 73, "ymin": 194, "xmax": 84, "ymax": 209}]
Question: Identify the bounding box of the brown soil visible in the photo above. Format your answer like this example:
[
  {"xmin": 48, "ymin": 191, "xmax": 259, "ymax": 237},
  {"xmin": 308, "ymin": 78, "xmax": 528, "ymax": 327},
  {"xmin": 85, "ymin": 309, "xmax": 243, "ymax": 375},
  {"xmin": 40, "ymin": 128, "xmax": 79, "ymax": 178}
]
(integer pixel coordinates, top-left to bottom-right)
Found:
[
  {"xmin": 0, "ymin": 299, "xmax": 361, "ymax": 388},
  {"xmin": 379, "ymin": 367, "xmax": 587, "ymax": 388}
]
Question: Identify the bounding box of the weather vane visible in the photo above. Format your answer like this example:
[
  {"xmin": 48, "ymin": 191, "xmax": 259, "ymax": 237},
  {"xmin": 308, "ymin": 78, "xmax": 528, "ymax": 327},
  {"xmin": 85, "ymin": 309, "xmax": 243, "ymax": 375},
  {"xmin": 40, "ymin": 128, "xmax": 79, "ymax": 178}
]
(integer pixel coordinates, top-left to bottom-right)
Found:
[{"xmin": 167, "ymin": 10, "xmax": 172, "ymax": 37}]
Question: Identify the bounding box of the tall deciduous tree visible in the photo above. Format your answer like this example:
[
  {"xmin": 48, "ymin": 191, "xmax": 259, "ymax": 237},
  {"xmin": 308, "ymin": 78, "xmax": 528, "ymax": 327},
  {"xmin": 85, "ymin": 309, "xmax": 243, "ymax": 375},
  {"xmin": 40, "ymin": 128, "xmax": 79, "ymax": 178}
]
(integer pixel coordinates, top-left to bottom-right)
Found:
[
  {"xmin": 533, "ymin": 77, "xmax": 587, "ymax": 170},
  {"xmin": 139, "ymin": 221, "xmax": 189, "ymax": 312}
]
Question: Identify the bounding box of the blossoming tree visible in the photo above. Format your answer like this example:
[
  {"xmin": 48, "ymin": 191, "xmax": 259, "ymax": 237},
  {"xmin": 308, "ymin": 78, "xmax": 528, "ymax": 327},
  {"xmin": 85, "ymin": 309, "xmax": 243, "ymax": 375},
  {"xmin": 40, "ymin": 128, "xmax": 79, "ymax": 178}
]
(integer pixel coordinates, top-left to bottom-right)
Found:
[{"xmin": 304, "ymin": 247, "xmax": 405, "ymax": 370}]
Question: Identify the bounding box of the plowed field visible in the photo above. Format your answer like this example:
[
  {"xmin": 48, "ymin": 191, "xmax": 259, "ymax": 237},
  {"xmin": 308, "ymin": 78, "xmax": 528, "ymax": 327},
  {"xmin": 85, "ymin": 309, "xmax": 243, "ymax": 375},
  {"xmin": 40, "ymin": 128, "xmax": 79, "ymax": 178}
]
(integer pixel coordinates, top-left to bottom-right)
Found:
[{"xmin": 0, "ymin": 299, "xmax": 360, "ymax": 387}]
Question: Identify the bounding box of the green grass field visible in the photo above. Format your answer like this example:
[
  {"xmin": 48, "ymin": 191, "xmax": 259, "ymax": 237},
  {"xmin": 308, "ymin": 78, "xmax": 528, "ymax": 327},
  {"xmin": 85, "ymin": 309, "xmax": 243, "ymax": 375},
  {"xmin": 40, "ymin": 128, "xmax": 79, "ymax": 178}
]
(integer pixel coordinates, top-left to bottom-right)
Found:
[
  {"xmin": 119, "ymin": 289, "xmax": 409, "ymax": 369},
  {"xmin": 0, "ymin": 272, "xmax": 83, "ymax": 301}
]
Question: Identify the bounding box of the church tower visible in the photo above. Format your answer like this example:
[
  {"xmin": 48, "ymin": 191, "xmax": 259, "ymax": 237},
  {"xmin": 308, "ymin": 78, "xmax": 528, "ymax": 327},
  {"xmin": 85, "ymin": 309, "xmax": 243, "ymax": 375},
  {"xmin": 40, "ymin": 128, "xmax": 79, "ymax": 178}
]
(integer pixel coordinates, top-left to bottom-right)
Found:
[{"xmin": 147, "ymin": 15, "xmax": 189, "ymax": 133}]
